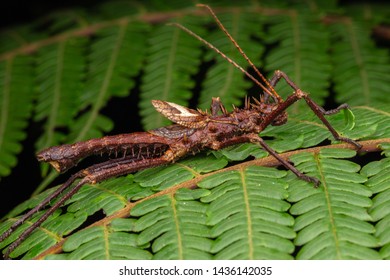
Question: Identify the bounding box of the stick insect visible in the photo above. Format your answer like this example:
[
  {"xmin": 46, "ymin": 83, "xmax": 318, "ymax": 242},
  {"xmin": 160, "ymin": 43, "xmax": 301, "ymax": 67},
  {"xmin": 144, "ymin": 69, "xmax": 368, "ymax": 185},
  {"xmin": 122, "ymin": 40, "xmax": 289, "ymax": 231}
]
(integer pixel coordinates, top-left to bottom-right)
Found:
[{"xmin": 0, "ymin": 4, "xmax": 361, "ymax": 259}]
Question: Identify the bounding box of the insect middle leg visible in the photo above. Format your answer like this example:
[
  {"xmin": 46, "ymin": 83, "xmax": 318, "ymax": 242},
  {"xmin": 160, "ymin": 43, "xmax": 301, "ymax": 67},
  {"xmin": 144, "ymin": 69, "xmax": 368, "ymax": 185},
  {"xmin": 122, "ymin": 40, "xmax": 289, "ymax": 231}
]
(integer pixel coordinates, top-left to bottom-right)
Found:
[
  {"xmin": 209, "ymin": 134, "xmax": 321, "ymax": 186},
  {"xmin": 251, "ymin": 135, "xmax": 320, "ymax": 186}
]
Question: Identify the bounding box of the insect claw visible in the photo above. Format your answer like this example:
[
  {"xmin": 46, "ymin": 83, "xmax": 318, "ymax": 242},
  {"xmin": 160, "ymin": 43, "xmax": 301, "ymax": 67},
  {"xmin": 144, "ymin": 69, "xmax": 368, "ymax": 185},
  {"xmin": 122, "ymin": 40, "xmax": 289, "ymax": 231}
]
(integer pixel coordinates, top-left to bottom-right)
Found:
[
  {"xmin": 303, "ymin": 175, "xmax": 321, "ymax": 188},
  {"xmin": 338, "ymin": 137, "xmax": 362, "ymax": 150}
]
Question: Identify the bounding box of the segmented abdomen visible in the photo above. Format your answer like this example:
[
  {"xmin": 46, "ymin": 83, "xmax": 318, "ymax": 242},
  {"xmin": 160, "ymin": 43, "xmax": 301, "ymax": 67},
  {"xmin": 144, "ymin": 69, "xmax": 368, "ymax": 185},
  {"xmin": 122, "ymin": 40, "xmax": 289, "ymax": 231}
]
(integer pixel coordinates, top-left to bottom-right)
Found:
[{"xmin": 36, "ymin": 132, "xmax": 170, "ymax": 173}]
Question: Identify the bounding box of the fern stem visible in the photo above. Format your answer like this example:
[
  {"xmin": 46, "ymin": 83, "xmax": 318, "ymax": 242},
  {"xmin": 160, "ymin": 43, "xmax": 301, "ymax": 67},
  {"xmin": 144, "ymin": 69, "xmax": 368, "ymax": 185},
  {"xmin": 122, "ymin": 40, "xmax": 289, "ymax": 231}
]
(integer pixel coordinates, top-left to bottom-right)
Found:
[
  {"xmin": 314, "ymin": 153, "xmax": 342, "ymax": 259},
  {"xmin": 44, "ymin": 41, "xmax": 66, "ymax": 149},
  {"xmin": 239, "ymin": 167, "xmax": 254, "ymax": 259},
  {"xmin": 169, "ymin": 193, "xmax": 183, "ymax": 259}
]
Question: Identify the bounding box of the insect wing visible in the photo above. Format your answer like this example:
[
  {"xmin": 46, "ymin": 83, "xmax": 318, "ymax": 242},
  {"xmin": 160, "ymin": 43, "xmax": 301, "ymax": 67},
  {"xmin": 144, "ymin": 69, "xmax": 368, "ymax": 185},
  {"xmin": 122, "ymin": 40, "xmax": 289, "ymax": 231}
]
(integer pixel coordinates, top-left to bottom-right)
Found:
[
  {"xmin": 150, "ymin": 124, "xmax": 196, "ymax": 139},
  {"xmin": 152, "ymin": 100, "xmax": 207, "ymax": 128}
]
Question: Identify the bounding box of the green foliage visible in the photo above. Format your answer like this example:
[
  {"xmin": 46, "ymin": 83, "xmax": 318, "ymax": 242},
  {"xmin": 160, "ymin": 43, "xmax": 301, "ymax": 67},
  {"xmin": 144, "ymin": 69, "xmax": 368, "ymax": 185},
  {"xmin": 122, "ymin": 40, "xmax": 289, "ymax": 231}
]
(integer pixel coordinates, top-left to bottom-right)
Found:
[
  {"xmin": 34, "ymin": 38, "xmax": 87, "ymax": 154},
  {"xmin": 69, "ymin": 21, "xmax": 150, "ymax": 141},
  {"xmin": 198, "ymin": 166, "xmax": 295, "ymax": 259},
  {"xmin": 199, "ymin": 12, "xmax": 265, "ymax": 110},
  {"xmin": 361, "ymin": 143, "xmax": 390, "ymax": 259},
  {"xmin": 0, "ymin": 0, "xmax": 390, "ymax": 259},
  {"xmin": 140, "ymin": 16, "xmax": 204, "ymax": 129},
  {"xmin": 264, "ymin": 13, "xmax": 332, "ymax": 111},
  {"xmin": 331, "ymin": 22, "xmax": 390, "ymax": 106},
  {"xmin": 2, "ymin": 135, "xmax": 390, "ymax": 259},
  {"xmin": 288, "ymin": 149, "xmax": 379, "ymax": 259},
  {"xmin": 0, "ymin": 56, "xmax": 34, "ymax": 177}
]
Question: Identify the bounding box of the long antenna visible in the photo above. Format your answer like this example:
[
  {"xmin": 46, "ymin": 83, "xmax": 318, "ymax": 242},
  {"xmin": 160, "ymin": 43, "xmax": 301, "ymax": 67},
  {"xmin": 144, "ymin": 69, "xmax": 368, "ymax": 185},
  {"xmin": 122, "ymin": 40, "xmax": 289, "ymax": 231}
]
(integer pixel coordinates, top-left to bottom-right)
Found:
[
  {"xmin": 197, "ymin": 4, "xmax": 282, "ymax": 103},
  {"xmin": 170, "ymin": 4, "xmax": 283, "ymax": 103},
  {"xmin": 168, "ymin": 22, "xmax": 274, "ymax": 98}
]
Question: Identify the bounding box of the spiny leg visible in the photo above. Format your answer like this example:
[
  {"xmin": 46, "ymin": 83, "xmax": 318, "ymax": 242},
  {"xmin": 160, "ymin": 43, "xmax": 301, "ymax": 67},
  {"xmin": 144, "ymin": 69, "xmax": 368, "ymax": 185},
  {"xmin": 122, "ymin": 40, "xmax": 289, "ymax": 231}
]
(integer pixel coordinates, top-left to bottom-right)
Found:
[
  {"xmin": 263, "ymin": 70, "xmax": 362, "ymax": 149},
  {"xmin": 2, "ymin": 156, "xmax": 170, "ymax": 259}
]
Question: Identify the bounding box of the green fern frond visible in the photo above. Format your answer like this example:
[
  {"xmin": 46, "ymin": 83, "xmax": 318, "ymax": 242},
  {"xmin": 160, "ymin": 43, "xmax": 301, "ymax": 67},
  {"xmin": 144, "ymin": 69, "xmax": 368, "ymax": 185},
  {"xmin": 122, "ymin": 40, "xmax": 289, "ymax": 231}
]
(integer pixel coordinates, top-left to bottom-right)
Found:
[
  {"xmin": 140, "ymin": 16, "xmax": 204, "ymax": 130},
  {"xmin": 49, "ymin": 220, "xmax": 153, "ymax": 260},
  {"xmin": 1, "ymin": 175, "xmax": 140, "ymax": 259},
  {"xmin": 216, "ymin": 142, "xmax": 268, "ymax": 161},
  {"xmin": 288, "ymin": 148, "xmax": 380, "ymax": 259},
  {"xmin": 2, "ymin": 139, "xmax": 390, "ymax": 259},
  {"xmin": 132, "ymin": 190, "xmax": 213, "ymax": 259},
  {"xmin": 0, "ymin": 56, "xmax": 34, "ymax": 177},
  {"xmin": 134, "ymin": 154, "xmax": 228, "ymax": 191},
  {"xmin": 264, "ymin": 13, "xmax": 332, "ymax": 111},
  {"xmin": 331, "ymin": 21, "xmax": 390, "ymax": 106},
  {"xmin": 68, "ymin": 21, "xmax": 149, "ymax": 141},
  {"xmin": 262, "ymin": 104, "xmax": 390, "ymax": 153},
  {"xmin": 199, "ymin": 166, "xmax": 294, "ymax": 259},
  {"xmin": 361, "ymin": 143, "xmax": 390, "ymax": 259},
  {"xmin": 0, "ymin": 208, "xmax": 87, "ymax": 259},
  {"xmin": 34, "ymin": 37, "xmax": 87, "ymax": 151},
  {"xmin": 198, "ymin": 12, "xmax": 265, "ymax": 110},
  {"xmin": 347, "ymin": 106, "xmax": 390, "ymax": 140}
]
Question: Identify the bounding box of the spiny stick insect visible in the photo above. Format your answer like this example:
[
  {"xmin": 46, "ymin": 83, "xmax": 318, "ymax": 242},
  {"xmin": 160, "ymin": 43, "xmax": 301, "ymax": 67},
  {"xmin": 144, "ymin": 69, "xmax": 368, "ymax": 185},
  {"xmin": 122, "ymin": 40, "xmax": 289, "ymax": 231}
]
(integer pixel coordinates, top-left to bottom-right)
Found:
[{"xmin": 0, "ymin": 4, "xmax": 361, "ymax": 259}]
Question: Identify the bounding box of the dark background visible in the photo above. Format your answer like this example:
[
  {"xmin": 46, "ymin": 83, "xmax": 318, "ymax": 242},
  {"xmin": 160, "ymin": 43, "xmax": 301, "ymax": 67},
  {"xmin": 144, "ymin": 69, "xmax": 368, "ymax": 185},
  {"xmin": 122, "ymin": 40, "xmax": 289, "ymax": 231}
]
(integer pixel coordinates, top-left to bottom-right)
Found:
[
  {"xmin": 0, "ymin": 0, "xmax": 122, "ymax": 216},
  {"xmin": 0, "ymin": 0, "xmax": 104, "ymax": 29}
]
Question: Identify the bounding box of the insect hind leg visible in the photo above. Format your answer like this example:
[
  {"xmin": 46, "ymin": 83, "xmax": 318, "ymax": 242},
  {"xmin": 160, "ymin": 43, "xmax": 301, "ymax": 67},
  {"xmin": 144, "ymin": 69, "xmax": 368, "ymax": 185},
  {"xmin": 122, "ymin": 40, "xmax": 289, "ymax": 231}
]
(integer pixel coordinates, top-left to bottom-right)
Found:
[
  {"xmin": 0, "ymin": 172, "xmax": 84, "ymax": 247},
  {"xmin": 1, "ymin": 174, "xmax": 88, "ymax": 259}
]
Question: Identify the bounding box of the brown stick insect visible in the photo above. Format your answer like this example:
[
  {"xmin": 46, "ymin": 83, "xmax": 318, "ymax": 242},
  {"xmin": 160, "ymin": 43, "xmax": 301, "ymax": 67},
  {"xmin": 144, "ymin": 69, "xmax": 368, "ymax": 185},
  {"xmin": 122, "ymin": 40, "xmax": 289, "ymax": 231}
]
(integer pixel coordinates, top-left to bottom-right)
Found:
[{"xmin": 0, "ymin": 4, "xmax": 361, "ymax": 259}]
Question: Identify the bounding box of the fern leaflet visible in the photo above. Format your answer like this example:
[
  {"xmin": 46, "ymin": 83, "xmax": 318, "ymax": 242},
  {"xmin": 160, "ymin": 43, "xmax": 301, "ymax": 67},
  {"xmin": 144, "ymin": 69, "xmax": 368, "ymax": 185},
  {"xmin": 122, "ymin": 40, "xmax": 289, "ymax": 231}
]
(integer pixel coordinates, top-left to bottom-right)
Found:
[
  {"xmin": 288, "ymin": 148, "xmax": 380, "ymax": 259},
  {"xmin": 0, "ymin": 56, "xmax": 34, "ymax": 178}
]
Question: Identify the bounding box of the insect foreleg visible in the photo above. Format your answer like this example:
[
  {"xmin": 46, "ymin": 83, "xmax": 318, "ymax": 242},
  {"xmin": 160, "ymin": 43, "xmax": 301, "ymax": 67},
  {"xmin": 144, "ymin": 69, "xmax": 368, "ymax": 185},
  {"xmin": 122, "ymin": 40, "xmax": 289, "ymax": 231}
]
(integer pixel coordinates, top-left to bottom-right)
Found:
[
  {"xmin": 262, "ymin": 70, "xmax": 361, "ymax": 149},
  {"xmin": 301, "ymin": 96, "xmax": 362, "ymax": 148}
]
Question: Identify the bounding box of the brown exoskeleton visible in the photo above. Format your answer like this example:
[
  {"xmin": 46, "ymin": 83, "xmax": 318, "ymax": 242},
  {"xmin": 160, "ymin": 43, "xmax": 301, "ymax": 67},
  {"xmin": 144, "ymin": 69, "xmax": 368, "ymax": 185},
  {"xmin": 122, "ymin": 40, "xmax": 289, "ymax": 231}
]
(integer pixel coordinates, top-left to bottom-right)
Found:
[{"xmin": 0, "ymin": 4, "xmax": 361, "ymax": 259}]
